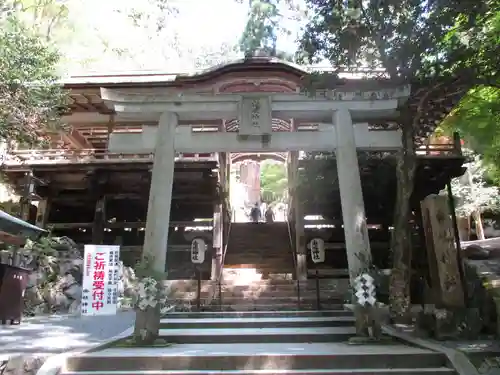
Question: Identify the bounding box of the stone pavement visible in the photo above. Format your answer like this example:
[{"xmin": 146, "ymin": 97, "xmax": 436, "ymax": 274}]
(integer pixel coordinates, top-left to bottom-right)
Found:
[{"xmin": 0, "ymin": 311, "xmax": 135, "ymax": 359}]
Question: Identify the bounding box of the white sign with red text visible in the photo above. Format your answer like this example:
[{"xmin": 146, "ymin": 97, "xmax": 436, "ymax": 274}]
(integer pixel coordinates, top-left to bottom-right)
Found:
[{"xmin": 81, "ymin": 245, "xmax": 121, "ymax": 316}]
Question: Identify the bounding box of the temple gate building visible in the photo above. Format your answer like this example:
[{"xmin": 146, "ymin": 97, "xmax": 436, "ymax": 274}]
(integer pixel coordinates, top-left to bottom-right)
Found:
[{"xmin": 1, "ymin": 58, "xmax": 465, "ymax": 304}]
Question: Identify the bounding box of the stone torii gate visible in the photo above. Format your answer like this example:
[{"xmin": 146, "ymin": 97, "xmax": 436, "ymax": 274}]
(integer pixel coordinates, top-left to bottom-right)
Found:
[{"xmin": 100, "ymin": 59, "xmax": 410, "ymax": 285}]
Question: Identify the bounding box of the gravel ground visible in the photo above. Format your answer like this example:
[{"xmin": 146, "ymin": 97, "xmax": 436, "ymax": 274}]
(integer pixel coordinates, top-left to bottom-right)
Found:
[{"xmin": 0, "ymin": 311, "xmax": 135, "ymax": 359}]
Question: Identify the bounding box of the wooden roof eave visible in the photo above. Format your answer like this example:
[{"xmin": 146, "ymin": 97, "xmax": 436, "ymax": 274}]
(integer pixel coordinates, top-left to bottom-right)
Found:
[{"xmin": 0, "ymin": 210, "xmax": 47, "ymax": 242}]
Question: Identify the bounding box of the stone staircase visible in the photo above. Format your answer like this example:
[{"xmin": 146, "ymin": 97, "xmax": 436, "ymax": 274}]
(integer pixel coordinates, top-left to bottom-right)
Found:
[
  {"xmin": 61, "ymin": 310, "xmax": 458, "ymax": 375},
  {"xmin": 224, "ymin": 222, "xmax": 295, "ymax": 275},
  {"xmin": 167, "ymin": 278, "xmax": 350, "ymax": 311},
  {"xmin": 213, "ymin": 277, "xmax": 348, "ymax": 311}
]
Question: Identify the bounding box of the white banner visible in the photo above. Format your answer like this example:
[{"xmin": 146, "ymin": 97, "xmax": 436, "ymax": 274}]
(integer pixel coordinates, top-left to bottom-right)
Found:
[{"xmin": 81, "ymin": 245, "xmax": 120, "ymax": 316}]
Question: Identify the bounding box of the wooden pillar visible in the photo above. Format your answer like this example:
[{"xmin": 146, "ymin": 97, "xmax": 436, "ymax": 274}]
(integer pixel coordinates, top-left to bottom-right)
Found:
[
  {"xmin": 212, "ymin": 152, "xmax": 225, "ymax": 280},
  {"xmin": 92, "ymin": 196, "xmax": 106, "ymax": 244},
  {"xmin": 19, "ymin": 172, "xmax": 34, "ymax": 221},
  {"xmin": 143, "ymin": 111, "xmax": 177, "ymax": 273},
  {"xmin": 457, "ymin": 216, "xmax": 470, "ymax": 241},
  {"xmin": 333, "ymin": 109, "xmax": 372, "ymax": 282},
  {"xmin": 226, "ymin": 152, "xmax": 232, "ymax": 223},
  {"xmin": 290, "ymin": 150, "xmax": 307, "ymax": 280},
  {"xmin": 35, "ymin": 198, "xmax": 51, "ymax": 229},
  {"xmin": 211, "ymin": 204, "xmax": 223, "ymax": 280}
]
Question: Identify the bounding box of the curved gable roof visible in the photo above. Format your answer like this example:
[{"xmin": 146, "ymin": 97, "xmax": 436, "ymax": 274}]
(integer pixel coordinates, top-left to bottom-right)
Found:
[{"xmin": 63, "ymin": 57, "xmax": 308, "ymax": 89}]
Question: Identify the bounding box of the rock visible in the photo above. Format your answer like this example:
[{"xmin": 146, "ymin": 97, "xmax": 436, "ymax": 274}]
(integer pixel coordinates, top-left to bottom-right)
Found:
[
  {"xmin": 26, "ymin": 270, "xmax": 45, "ymax": 288},
  {"xmin": 63, "ymin": 283, "xmax": 82, "ymax": 301},
  {"xmin": 43, "ymin": 288, "xmax": 69, "ymax": 308},
  {"xmin": 68, "ymin": 300, "xmax": 81, "ymax": 315},
  {"xmin": 463, "ymin": 245, "xmax": 491, "ymax": 260},
  {"xmin": 59, "ymin": 258, "xmax": 83, "ymax": 278},
  {"xmin": 24, "ymin": 287, "xmax": 44, "ymax": 307},
  {"xmin": 56, "ymin": 274, "xmax": 77, "ymax": 290}
]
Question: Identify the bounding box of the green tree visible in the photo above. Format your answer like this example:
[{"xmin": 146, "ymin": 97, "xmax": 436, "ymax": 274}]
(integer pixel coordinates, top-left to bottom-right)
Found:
[
  {"xmin": 297, "ymin": 0, "xmax": 489, "ymax": 322},
  {"xmin": 238, "ymin": 0, "xmax": 302, "ymax": 59},
  {"xmin": 0, "ymin": 7, "xmax": 65, "ymax": 146},
  {"xmin": 441, "ymin": 0, "xmax": 499, "ymax": 86},
  {"xmin": 441, "ymin": 86, "xmax": 500, "ymax": 183},
  {"xmin": 2, "ymin": 0, "xmax": 72, "ymax": 42},
  {"xmin": 439, "ymin": 1, "xmax": 500, "ymax": 181},
  {"xmin": 239, "ymin": 0, "xmax": 280, "ymax": 57},
  {"xmin": 445, "ymin": 150, "xmax": 500, "ymax": 240},
  {"xmin": 260, "ymin": 161, "xmax": 287, "ymax": 203}
]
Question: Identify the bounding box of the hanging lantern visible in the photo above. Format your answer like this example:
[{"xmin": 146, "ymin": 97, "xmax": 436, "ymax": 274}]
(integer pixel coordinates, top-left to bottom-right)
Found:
[
  {"xmin": 309, "ymin": 238, "xmax": 325, "ymax": 264},
  {"xmin": 191, "ymin": 238, "xmax": 206, "ymax": 264}
]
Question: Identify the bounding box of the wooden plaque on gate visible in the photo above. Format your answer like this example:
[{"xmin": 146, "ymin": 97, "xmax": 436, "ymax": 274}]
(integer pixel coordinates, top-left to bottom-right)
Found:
[{"xmin": 238, "ymin": 96, "xmax": 272, "ymax": 136}]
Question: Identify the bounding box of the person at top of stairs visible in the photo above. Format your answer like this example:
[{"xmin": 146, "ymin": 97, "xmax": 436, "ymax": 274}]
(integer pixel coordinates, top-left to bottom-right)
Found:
[
  {"xmin": 265, "ymin": 206, "xmax": 275, "ymax": 223},
  {"xmin": 250, "ymin": 203, "xmax": 261, "ymax": 223}
]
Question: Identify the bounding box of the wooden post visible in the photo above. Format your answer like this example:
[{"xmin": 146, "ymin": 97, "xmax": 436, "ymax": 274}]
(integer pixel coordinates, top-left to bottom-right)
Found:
[
  {"xmin": 289, "ymin": 151, "xmax": 307, "ymax": 281},
  {"xmin": 19, "ymin": 172, "xmax": 34, "ymax": 221},
  {"xmin": 35, "ymin": 198, "xmax": 51, "ymax": 229},
  {"xmin": 211, "ymin": 204, "xmax": 223, "ymax": 280},
  {"xmin": 92, "ymin": 197, "xmax": 106, "ymax": 245}
]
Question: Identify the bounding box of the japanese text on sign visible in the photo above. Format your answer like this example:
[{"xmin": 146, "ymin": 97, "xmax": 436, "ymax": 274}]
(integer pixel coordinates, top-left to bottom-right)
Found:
[{"xmin": 82, "ymin": 245, "xmax": 121, "ymax": 316}]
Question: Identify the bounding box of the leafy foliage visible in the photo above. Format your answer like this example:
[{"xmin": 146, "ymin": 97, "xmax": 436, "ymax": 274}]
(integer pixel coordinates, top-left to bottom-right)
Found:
[
  {"xmin": 447, "ymin": 151, "xmax": 500, "ymax": 217},
  {"xmin": 438, "ymin": 0, "xmax": 500, "ymax": 182},
  {"xmin": 298, "ymin": 0, "xmax": 469, "ymax": 79},
  {"xmin": 260, "ymin": 161, "xmax": 287, "ymax": 203},
  {"xmin": 441, "ymin": 0, "xmax": 499, "ymax": 85},
  {"xmin": 0, "ymin": 9, "xmax": 66, "ymax": 146},
  {"xmin": 119, "ymin": 0, "xmax": 178, "ymax": 33},
  {"xmin": 239, "ymin": 0, "xmax": 280, "ymax": 56},
  {"xmin": 441, "ymin": 86, "xmax": 500, "ymax": 183},
  {"xmin": 295, "ymin": 0, "xmax": 490, "ymax": 323},
  {"xmin": 1, "ymin": 0, "xmax": 72, "ymax": 42},
  {"xmin": 238, "ymin": 0, "xmax": 302, "ymax": 60}
]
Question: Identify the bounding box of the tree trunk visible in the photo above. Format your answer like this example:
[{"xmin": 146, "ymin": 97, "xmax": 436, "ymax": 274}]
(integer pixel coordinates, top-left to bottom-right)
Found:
[
  {"xmin": 473, "ymin": 211, "xmax": 485, "ymax": 240},
  {"xmin": 389, "ymin": 123, "xmax": 417, "ymax": 324},
  {"xmin": 465, "ymin": 168, "xmax": 486, "ymax": 240},
  {"xmin": 133, "ymin": 305, "xmax": 161, "ymax": 345},
  {"xmin": 457, "ymin": 216, "xmax": 470, "ymax": 241}
]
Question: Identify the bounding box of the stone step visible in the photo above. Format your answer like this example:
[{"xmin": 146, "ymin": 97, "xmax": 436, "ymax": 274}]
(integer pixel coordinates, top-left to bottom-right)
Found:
[
  {"xmin": 63, "ymin": 344, "xmax": 451, "ymax": 372},
  {"xmin": 217, "ymin": 282, "xmax": 350, "ymax": 293},
  {"xmin": 214, "ymin": 296, "xmax": 344, "ymax": 304},
  {"xmin": 171, "ymin": 292, "xmax": 345, "ymax": 301},
  {"xmin": 218, "ymin": 287, "xmax": 345, "ymax": 296},
  {"xmin": 159, "ymin": 316, "xmax": 356, "ymax": 329},
  {"xmin": 163, "ymin": 310, "xmax": 354, "ymax": 319},
  {"xmin": 223, "ymin": 262, "xmax": 295, "ymax": 269},
  {"xmin": 61, "ymin": 368, "xmax": 455, "ymax": 375},
  {"xmin": 156, "ymin": 326, "xmax": 357, "ymax": 344},
  {"xmin": 218, "ymin": 291, "xmax": 338, "ymax": 299},
  {"xmin": 166, "ymin": 280, "xmax": 349, "ymax": 299},
  {"xmin": 223, "ymin": 259, "xmax": 294, "ymax": 267},
  {"xmin": 203, "ymin": 303, "xmax": 344, "ymax": 312},
  {"xmin": 170, "ymin": 289, "xmax": 345, "ymax": 298}
]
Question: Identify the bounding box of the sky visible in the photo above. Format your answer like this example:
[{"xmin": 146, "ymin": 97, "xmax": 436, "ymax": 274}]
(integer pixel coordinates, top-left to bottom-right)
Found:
[{"xmin": 59, "ymin": 0, "xmax": 306, "ymax": 74}]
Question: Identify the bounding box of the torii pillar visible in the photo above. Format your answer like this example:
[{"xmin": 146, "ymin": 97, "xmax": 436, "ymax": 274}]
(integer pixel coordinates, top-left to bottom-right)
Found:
[{"xmin": 142, "ymin": 112, "xmax": 177, "ymax": 273}]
